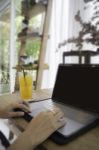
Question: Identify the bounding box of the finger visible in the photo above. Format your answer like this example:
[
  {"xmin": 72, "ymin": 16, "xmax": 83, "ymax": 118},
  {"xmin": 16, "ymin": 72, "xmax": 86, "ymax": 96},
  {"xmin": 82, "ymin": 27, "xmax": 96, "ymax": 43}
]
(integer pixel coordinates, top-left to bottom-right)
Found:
[
  {"xmin": 47, "ymin": 111, "xmax": 66, "ymax": 130},
  {"xmin": 51, "ymin": 110, "xmax": 66, "ymax": 129},
  {"xmin": 13, "ymin": 103, "xmax": 30, "ymax": 112},
  {"xmin": 8, "ymin": 111, "xmax": 24, "ymax": 118},
  {"xmin": 56, "ymin": 117, "xmax": 66, "ymax": 129},
  {"xmin": 22, "ymin": 101, "xmax": 31, "ymax": 112},
  {"xmin": 46, "ymin": 107, "xmax": 61, "ymax": 115},
  {"xmin": 53, "ymin": 114, "xmax": 66, "ymax": 129},
  {"xmin": 16, "ymin": 99, "xmax": 28, "ymax": 105},
  {"xmin": 55, "ymin": 112, "xmax": 65, "ymax": 124},
  {"xmin": 18, "ymin": 103, "xmax": 31, "ymax": 112},
  {"xmin": 55, "ymin": 111, "xmax": 64, "ymax": 119},
  {"xmin": 47, "ymin": 111, "xmax": 64, "ymax": 123},
  {"xmin": 22, "ymin": 101, "xmax": 29, "ymax": 107},
  {"xmin": 19, "ymin": 100, "xmax": 29, "ymax": 106}
]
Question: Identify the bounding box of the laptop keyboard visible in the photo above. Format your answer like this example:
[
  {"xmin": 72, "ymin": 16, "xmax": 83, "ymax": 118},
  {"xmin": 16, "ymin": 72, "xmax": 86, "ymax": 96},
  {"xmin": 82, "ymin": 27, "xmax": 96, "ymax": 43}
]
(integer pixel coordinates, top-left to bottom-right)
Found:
[
  {"xmin": 30, "ymin": 100, "xmax": 55, "ymax": 116},
  {"xmin": 29, "ymin": 99, "xmax": 99, "ymax": 137},
  {"xmin": 53, "ymin": 101, "xmax": 98, "ymax": 124},
  {"xmin": 30, "ymin": 99, "xmax": 98, "ymax": 124}
]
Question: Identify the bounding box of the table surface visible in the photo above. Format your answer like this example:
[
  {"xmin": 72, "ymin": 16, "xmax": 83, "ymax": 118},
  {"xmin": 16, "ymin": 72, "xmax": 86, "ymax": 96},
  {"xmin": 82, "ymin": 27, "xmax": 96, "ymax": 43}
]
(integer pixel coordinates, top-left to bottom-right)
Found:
[{"xmin": 0, "ymin": 89, "xmax": 99, "ymax": 150}]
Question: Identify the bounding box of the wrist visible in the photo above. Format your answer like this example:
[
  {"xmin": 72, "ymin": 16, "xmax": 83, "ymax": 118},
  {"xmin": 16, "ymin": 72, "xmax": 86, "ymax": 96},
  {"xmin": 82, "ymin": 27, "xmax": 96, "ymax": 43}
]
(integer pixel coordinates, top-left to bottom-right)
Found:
[
  {"xmin": 8, "ymin": 131, "xmax": 36, "ymax": 150},
  {"xmin": 23, "ymin": 130, "xmax": 39, "ymax": 148}
]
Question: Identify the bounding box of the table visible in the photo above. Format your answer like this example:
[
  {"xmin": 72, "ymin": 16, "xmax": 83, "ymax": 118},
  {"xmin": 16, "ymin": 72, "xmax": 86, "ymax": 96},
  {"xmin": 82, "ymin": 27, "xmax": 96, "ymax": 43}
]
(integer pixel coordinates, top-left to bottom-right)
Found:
[{"xmin": 0, "ymin": 89, "xmax": 99, "ymax": 150}]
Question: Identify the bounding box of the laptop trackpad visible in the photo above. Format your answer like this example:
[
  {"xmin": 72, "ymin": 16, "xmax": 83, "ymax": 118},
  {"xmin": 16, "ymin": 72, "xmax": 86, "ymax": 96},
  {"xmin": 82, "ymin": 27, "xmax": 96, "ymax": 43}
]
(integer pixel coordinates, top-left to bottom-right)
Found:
[{"xmin": 58, "ymin": 117, "xmax": 84, "ymax": 137}]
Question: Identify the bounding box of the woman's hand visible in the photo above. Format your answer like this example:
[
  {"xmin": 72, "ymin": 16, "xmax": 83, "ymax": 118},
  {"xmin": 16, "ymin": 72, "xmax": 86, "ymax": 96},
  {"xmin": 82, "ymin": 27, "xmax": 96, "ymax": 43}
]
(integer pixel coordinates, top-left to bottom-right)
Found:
[
  {"xmin": 0, "ymin": 100, "xmax": 30, "ymax": 118},
  {"xmin": 24, "ymin": 108, "xmax": 66, "ymax": 146},
  {"xmin": 8, "ymin": 107, "xmax": 66, "ymax": 150}
]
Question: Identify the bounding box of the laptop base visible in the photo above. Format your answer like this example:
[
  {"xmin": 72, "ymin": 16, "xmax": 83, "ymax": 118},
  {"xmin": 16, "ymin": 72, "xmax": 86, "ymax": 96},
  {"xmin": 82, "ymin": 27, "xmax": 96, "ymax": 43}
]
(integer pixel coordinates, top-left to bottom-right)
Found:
[
  {"xmin": 15, "ymin": 106, "xmax": 99, "ymax": 145},
  {"xmin": 50, "ymin": 119, "xmax": 99, "ymax": 145}
]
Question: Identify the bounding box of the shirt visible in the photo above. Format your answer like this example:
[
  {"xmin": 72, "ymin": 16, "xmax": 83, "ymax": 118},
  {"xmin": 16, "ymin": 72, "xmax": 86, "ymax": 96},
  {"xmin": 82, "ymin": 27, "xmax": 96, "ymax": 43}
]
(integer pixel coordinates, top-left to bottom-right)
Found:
[
  {"xmin": 0, "ymin": 131, "xmax": 9, "ymax": 149},
  {"xmin": 0, "ymin": 140, "xmax": 6, "ymax": 150}
]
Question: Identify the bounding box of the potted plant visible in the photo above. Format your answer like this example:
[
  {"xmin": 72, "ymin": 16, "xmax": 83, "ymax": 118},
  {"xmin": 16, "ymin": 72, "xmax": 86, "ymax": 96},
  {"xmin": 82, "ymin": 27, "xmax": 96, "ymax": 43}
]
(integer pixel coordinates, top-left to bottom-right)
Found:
[{"xmin": 58, "ymin": 0, "xmax": 99, "ymax": 64}]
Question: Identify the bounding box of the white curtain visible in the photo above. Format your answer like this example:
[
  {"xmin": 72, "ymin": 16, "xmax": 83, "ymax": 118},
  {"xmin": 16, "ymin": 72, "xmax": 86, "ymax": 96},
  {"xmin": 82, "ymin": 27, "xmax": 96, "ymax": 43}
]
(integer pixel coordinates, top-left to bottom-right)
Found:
[
  {"xmin": 42, "ymin": 0, "xmax": 99, "ymax": 89},
  {"xmin": 0, "ymin": 0, "xmax": 10, "ymax": 16},
  {"xmin": 0, "ymin": 1, "xmax": 11, "ymax": 94},
  {"xmin": 42, "ymin": 0, "xmax": 70, "ymax": 88},
  {"xmin": 9, "ymin": 0, "xmax": 16, "ymax": 93}
]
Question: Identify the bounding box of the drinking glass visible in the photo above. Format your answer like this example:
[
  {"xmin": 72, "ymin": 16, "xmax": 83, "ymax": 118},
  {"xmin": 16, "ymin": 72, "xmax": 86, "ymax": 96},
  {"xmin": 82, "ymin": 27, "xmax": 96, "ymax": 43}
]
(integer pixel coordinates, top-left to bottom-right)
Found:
[{"xmin": 19, "ymin": 71, "xmax": 33, "ymax": 101}]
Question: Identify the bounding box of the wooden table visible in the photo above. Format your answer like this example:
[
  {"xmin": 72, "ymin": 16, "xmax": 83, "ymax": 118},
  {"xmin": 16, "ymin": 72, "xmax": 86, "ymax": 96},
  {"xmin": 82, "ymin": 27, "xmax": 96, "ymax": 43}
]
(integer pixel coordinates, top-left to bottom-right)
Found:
[{"xmin": 0, "ymin": 89, "xmax": 99, "ymax": 150}]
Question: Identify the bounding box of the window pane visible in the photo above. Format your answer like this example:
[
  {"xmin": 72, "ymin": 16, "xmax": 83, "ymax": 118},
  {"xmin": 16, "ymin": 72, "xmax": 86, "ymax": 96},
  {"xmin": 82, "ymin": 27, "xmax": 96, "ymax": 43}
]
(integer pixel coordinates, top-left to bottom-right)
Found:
[{"xmin": 0, "ymin": 6, "xmax": 10, "ymax": 94}]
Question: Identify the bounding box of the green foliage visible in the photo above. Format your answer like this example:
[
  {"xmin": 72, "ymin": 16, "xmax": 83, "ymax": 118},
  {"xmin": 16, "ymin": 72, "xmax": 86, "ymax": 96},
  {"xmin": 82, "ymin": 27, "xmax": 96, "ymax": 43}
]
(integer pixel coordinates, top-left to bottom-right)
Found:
[
  {"xmin": 0, "ymin": 22, "xmax": 10, "ymax": 65},
  {"xmin": 16, "ymin": 16, "xmax": 24, "ymax": 33},
  {"xmin": 15, "ymin": 14, "xmax": 42, "ymax": 60},
  {"xmin": 25, "ymin": 39, "xmax": 41, "ymax": 59}
]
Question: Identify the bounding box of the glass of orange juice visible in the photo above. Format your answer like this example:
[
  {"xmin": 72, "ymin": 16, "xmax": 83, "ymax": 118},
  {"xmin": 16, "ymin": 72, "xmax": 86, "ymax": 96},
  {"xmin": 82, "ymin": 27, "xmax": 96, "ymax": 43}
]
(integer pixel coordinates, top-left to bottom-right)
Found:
[{"xmin": 19, "ymin": 71, "xmax": 33, "ymax": 101}]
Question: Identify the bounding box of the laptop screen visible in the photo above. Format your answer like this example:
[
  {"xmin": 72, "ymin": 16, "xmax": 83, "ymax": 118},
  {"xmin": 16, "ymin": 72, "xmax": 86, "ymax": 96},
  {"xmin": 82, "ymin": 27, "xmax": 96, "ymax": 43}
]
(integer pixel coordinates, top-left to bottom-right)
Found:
[{"xmin": 52, "ymin": 64, "xmax": 99, "ymax": 114}]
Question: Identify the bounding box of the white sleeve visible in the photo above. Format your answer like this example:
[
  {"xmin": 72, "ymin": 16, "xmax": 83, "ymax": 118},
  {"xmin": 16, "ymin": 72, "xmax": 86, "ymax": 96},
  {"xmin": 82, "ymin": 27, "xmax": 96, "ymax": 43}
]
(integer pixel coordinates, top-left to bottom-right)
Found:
[{"xmin": 0, "ymin": 140, "xmax": 6, "ymax": 150}]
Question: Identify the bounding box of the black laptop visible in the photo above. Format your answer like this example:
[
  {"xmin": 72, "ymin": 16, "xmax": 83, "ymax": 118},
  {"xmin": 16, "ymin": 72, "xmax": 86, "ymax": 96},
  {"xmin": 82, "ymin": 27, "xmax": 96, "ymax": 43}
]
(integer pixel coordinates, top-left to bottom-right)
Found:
[{"xmin": 29, "ymin": 64, "xmax": 99, "ymax": 144}]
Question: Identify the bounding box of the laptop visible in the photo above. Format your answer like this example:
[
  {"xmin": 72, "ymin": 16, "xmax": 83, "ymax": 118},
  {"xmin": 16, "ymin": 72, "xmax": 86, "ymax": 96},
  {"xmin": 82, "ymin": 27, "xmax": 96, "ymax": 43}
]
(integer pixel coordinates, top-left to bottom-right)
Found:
[{"xmin": 29, "ymin": 64, "xmax": 99, "ymax": 144}]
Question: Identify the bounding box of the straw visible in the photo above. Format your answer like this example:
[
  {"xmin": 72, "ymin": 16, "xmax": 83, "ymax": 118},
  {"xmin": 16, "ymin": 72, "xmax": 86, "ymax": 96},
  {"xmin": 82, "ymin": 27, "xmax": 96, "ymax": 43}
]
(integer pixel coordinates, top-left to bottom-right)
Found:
[
  {"xmin": 22, "ymin": 69, "xmax": 25, "ymax": 78},
  {"xmin": 22, "ymin": 69, "xmax": 27, "ymax": 85}
]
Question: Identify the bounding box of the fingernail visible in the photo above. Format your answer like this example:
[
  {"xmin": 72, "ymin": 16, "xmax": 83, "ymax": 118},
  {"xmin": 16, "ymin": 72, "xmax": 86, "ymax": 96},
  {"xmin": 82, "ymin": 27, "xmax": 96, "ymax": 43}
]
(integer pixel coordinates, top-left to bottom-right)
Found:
[{"xmin": 58, "ymin": 117, "xmax": 65, "ymax": 122}]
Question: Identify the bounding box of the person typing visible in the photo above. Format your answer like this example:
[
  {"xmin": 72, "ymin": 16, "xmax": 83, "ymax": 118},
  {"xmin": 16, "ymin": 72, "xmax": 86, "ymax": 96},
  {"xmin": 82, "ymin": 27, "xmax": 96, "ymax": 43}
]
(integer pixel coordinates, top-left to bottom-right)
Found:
[{"xmin": 0, "ymin": 99, "xmax": 65, "ymax": 150}]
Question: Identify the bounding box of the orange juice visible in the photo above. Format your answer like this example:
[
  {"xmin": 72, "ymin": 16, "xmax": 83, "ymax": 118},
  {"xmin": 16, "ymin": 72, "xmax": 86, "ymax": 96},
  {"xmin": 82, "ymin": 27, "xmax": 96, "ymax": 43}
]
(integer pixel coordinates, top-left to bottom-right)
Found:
[{"xmin": 19, "ymin": 74, "xmax": 33, "ymax": 100}]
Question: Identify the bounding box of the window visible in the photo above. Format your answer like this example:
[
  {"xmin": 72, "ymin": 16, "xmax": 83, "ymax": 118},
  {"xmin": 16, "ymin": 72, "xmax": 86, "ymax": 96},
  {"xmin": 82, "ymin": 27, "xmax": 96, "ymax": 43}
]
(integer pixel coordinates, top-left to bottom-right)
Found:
[{"xmin": 0, "ymin": 3, "xmax": 11, "ymax": 94}]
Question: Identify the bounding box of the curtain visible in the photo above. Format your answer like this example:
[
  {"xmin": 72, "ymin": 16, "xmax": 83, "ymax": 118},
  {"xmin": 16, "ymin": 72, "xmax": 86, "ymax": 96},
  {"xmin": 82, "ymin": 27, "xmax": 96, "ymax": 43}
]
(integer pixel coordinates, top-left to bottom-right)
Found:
[
  {"xmin": 0, "ymin": 0, "xmax": 10, "ymax": 16},
  {"xmin": 42, "ymin": 0, "xmax": 70, "ymax": 88},
  {"xmin": 0, "ymin": 1, "xmax": 11, "ymax": 94},
  {"xmin": 42, "ymin": 0, "xmax": 99, "ymax": 89},
  {"xmin": 9, "ymin": 0, "xmax": 16, "ymax": 93}
]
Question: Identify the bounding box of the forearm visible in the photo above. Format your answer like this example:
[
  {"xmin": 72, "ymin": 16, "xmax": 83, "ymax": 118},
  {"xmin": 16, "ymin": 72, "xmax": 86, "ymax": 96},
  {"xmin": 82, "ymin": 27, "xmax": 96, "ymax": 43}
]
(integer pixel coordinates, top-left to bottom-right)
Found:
[
  {"xmin": 7, "ymin": 132, "xmax": 36, "ymax": 150},
  {"xmin": 7, "ymin": 109, "xmax": 65, "ymax": 150}
]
